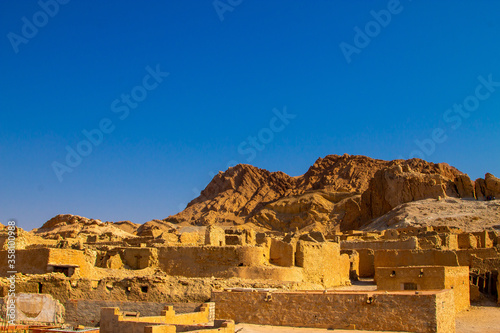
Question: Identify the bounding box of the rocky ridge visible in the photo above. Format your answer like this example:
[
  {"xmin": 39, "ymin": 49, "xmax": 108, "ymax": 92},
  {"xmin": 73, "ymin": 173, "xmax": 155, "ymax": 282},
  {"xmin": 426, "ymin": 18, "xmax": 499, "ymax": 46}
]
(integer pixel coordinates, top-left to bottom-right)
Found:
[{"xmin": 31, "ymin": 155, "xmax": 500, "ymax": 236}]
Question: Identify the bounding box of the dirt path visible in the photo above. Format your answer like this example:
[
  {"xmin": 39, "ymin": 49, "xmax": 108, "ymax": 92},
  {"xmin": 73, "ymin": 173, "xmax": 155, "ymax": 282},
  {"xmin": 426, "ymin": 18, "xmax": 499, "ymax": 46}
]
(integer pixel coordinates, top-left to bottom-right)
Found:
[{"xmin": 456, "ymin": 305, "xmax": 500, "ymax": 333}]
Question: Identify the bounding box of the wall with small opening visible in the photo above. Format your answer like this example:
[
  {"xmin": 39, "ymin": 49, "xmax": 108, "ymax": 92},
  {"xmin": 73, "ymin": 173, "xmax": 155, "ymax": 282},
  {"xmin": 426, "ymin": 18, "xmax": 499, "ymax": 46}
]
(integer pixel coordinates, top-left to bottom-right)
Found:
[
  {"xmin": 212, "ymin": 289, "xmax": 455, "ymax": 333},
  {"xmin": 375, "ymin": 265, "xmax": 469, "ymax": 312}
]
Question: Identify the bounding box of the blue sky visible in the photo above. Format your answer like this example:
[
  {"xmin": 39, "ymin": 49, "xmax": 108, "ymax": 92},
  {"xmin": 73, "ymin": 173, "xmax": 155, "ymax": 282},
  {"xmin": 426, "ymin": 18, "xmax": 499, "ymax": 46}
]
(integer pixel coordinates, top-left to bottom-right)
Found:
[{"xmin": 1, "ymin": 0, "xmax": 500, "ymax": 230}]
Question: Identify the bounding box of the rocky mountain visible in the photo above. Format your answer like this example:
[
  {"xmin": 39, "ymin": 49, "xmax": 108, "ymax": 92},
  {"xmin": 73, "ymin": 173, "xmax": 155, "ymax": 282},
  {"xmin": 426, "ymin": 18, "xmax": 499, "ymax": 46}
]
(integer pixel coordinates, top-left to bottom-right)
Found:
[
  {"xmin": 159, "ymin": 154, "xmax": 499, "ymax": 234},
  {"xmin": 32, "ymin": 155, "xmax": 500, "ymax": 236}
]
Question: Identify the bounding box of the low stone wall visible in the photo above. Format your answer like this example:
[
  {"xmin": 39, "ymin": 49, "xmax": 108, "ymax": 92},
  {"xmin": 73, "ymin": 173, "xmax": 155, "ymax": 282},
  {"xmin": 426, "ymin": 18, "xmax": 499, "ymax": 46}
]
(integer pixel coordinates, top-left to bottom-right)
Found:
[
  {"xmin": 212, "ymin": 289, "xmax": 455, "ymax": 333},
  {"xmin": 65, "ymin": 300, "xmax": 207, "ymax": 326},
  {"xmin": 100, "ymin": 306, "xmax": 233, "ymax": 333}
]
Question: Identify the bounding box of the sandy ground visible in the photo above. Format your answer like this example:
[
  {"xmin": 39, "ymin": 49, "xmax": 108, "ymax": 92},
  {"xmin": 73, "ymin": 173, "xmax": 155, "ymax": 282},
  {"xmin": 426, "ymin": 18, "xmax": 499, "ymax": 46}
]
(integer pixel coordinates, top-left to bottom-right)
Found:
[{"xmin": 455, "ymin": 301, "xmax": 500, "ymax": 333}]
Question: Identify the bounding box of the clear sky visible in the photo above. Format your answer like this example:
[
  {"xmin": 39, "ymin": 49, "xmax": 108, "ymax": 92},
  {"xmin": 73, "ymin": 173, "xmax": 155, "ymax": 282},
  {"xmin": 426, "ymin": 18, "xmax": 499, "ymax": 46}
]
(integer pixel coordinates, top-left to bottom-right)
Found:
[{"xmin": 1, "ymin": 0, "xmax": 500, "ymax": 231}]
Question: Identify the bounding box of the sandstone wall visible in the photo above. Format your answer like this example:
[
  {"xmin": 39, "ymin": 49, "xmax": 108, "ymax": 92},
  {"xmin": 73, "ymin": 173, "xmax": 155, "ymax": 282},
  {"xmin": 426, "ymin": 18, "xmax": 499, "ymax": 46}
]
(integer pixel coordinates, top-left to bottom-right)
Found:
[
  {"xmin": 444, "ymin": 266, "xmax": 471, "ymax": 312},
  {"xmin": 0, "ymin": 249, "xmax": 50, "ymax": 276},
  {"xmin": 356, "ymin": 249, "xmax": 375, "ymax": 277},
  {"xmin": 0, "ymin": 248, "xmax": 92, "ymax": 278},
  {"xmin": 157, "ymin": 246, "xmax": 267, "ymax": 278},
  {"xmin": 375, "ymin": 266, "xmax": 469, "ymax": 312},
  {"xmin": 47, "ymin": 248, "xmax": 93, "ymax": 278},
  {"xmin": 457, "ymin": 233, "xmax": 478, "ymax": 249},
  {"xmin": 212, "ymin": 289, "xmax": 456, "ymax": 333},
  {"xmin": 205, "ymin": 226, "xmax": 225, "ymax": 246},
  {"xmin": 471, "ymin": 231, "xmax": 494, "ymax": 248},
  {"xmin": 295, "ymin": 241, "xmax": 349, "ymax": 288},
  {"xmin": 269, "ymin": 238, "xmax": 294, "ymax": 267}
]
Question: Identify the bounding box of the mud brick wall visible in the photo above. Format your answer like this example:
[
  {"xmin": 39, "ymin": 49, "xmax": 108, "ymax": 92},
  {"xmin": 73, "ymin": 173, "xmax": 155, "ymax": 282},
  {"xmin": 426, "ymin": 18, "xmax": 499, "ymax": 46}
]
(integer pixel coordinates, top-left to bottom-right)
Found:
[
  {"xmin": 375, "ymin": 266, "xmax": 469, "ymax": 312},
  {"xmin": 212, "ymin": 289, "xmax": 456, "ymax": 333}
]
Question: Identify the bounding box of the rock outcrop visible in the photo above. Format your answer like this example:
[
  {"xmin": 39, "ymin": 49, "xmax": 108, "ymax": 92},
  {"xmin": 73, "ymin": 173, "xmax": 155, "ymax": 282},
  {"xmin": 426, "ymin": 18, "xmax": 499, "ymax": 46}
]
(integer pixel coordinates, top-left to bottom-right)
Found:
[
  {"xmin": 475, "ymin": 173, "xmax": 500, "ymax": 200},
  {"xmin": 357, "ymin": 159, "xmax": 463, "ymax": 227}
]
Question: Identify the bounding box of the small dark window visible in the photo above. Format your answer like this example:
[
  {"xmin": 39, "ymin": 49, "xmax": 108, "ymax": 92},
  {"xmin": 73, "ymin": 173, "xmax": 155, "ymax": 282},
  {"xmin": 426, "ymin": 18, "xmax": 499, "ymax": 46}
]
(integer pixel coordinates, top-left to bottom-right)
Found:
[
  {"xmin": 404, "ymin": 283, "xmax": 418, "ymax": 290},
  {"xmin": 141, "ymin": 286, "xmax": 148, "ymax": 293},
  {"xmin": 38, "ymin": 283, "xmax": 43, "ymax": 293},
  {"xmin": 53, "ymin": 266, "xmax": 70, "ymax": 277}
]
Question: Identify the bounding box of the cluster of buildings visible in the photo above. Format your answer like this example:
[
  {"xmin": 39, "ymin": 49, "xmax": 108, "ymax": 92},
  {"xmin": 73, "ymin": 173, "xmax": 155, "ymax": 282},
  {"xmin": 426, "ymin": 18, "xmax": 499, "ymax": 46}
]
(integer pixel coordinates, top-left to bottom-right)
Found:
[{"xmin": 0, "ymin": 224, "xmax": 498, "ymax": 333}]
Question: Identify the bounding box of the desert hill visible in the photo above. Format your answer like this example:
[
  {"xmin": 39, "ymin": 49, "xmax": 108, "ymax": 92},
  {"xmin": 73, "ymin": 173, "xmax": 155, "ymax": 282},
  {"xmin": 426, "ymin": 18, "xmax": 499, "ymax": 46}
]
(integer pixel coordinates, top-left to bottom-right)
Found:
[
  {"xmin": 31, "ymin": 155, "xmax": 500, "ymax": 236},
  {"xmin": 33, "ymin": 214, "xmax": 137, "ymax": 239},
  {"xmin": 363, "ymin": 197, "xmax": 500, "ymax": 232}
]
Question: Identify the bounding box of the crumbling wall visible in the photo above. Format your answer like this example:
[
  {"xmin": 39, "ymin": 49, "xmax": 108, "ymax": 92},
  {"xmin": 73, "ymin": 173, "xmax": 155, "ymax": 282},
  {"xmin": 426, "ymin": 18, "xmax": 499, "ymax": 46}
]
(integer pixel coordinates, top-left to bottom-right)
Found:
[
  {"xmin": 100, "ymin": 305, "xmax": 234, "ymax": 333},
  {"xmin": 457, "ymin": 233, "xmax": 478, "ymax": 249},
  {"xmin": 204, "ymin": 226, "xmax": 225, "ymax": 246},
  {"xmin": 341, "ymin": 250, "xmax": 360, "ymax": 280},
  {"xmin": 179, "ymin": 232, "xmax": 202, "ymax": 245},
  {"xmin": 119, "ymin": 248, "xmax": 159, "ymax": 270},
  {"xmin": 472, "ymin": 231, "xmax": 494, "ymax": 248},
  {"xmin": 295, "ymin": 241, "xmax": 348, "ymax": 288},
  {"xmin": 269, "ymin": 238, "xmax": 294, "ymax": 267},
  {"xmin": 212, "ymin": 289, "xmax": 455, "ymax": 333},
  {"xmin": 438, "ymin": 234, "xmax": 459, "ymax": 250},
  {"xmin": 356, "ymin": 249, "xmax": 375, "ymax": 277},
  {"xmin": 418, "ymin": 235, "xmax": 442, "ymax": 250},
  {"xmin": 12, "ymin": 293, "xmax": 65, "ymax": 324}
]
